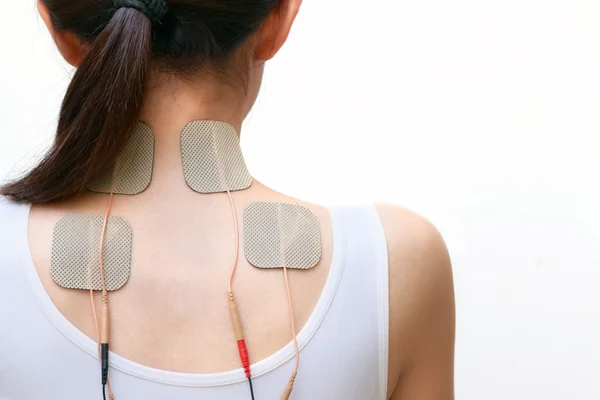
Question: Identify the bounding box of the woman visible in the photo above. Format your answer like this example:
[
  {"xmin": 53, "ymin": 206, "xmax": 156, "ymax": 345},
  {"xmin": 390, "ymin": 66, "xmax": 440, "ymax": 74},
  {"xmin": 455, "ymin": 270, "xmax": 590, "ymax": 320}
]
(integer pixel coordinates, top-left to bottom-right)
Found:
[{"xmin": 0, "ymin": 0, "xmax": 455, "ymax": 399}]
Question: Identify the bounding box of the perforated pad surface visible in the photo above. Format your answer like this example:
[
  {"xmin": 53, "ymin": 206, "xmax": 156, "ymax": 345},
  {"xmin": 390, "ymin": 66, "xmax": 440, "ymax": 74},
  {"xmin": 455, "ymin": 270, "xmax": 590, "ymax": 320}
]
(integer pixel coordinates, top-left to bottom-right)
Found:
[
  {"xmin": 51, "ymin": 215, "xmax": 133, "ymax": 291},
  {"xmin": 87, "ymin": 123, "xmax": 154, "ymax": 195},
  {"xmin": 244, "ymin": 202, "xmax": 322, "ymax": 270},
  {"xmin": 181, "ymin": 120, "xmax": 253, "ymax": 193}
]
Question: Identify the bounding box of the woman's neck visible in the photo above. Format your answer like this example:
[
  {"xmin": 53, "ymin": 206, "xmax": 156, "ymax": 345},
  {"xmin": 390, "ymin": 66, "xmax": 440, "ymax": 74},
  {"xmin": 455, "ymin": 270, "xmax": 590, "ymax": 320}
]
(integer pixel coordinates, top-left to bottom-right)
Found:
[
  {"xmin": 139, "ymin": 74, "xmax": 246, "ymax": 137},
  {"xmin": 136, "ymin": 74, "xmax": 251, "ymax": 196}
]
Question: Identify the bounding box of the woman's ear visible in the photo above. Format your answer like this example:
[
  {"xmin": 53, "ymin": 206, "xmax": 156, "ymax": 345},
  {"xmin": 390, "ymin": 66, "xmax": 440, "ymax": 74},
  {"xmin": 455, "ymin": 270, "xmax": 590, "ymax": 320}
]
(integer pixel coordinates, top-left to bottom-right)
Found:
[
  {"xmin": 37, "ymin": 0, "xmax": 85, "ymax": 67},
  {"xmin": 254, "ymin": 0, "xmax": 303, "ymax": 61}
]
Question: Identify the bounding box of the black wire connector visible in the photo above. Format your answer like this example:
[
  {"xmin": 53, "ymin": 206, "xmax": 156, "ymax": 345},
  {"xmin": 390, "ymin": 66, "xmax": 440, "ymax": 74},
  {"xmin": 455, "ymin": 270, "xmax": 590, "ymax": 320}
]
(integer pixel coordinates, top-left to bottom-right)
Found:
[{"xmin": 101, "ymin": 343, "xmax": 109, "ymax": 385}]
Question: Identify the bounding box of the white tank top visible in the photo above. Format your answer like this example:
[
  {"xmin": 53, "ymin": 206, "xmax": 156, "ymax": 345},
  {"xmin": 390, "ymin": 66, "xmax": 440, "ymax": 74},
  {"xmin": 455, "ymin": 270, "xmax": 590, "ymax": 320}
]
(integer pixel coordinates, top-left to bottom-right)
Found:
[{"xmin": 0, "ymin": 198, "xmax": 389, "ymax": 400}]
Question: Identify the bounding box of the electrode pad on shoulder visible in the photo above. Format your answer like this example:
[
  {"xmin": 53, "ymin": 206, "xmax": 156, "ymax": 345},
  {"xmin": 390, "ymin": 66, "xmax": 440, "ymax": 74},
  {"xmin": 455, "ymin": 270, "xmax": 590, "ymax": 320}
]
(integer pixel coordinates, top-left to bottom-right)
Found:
[
  {"xmin": 244, "ymin": 202, "xmax": 322, "ymax": 270},
  {"xmin": 51, "ymin": 215, "xmax": 133, "ymax": 291},
  {"xmin": 87, "ymin": 123, "xmax": 155, "ymax": 195},
  {"xmin": 181, "ymin": 120, "xmax": 252, "ymax": 193}
]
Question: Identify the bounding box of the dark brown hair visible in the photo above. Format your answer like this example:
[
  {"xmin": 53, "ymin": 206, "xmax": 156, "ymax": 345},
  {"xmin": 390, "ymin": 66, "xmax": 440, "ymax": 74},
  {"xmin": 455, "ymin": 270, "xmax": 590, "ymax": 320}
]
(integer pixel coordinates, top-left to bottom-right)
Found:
[{"xmin": 1, "ymin": 0, "xmax": 278, "ymax": 203}]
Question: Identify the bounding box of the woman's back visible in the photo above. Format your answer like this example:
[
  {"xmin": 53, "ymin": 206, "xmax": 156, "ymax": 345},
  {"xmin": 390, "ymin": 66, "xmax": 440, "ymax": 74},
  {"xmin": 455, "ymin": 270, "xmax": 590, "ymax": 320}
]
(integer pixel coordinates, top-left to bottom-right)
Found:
[{"xmin": 1, "ymin": 191, "xmax": 391, "ymax": 399}]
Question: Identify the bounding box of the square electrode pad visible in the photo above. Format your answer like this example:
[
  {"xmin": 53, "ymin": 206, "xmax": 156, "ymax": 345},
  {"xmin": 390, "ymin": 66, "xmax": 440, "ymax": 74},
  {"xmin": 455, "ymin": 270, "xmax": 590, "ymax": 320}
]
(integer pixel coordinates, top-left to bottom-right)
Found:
[
  {"xmin": 51, "ymin": 215, "xmax": 133, "ymax": 291},
  {"xmin": 87, "ymin": 123, "xmax": 155, "ymax": 195},
  {"xmin": 244, "ymin": 202, "xmax": 322, "ymax": 270},
  {"xmin": 181, "ymin": 120, "xmax": 253, "ymax": 193}
]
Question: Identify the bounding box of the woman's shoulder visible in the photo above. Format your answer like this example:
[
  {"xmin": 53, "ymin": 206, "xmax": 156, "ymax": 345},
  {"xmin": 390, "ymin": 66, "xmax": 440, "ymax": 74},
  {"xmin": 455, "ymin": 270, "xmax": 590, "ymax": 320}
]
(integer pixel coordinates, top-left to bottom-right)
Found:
[
  {"xmin": 374, "ymin": 204, "xmax": 451, "ymax": 275},
  {"xmin": 375, "ymin": 204, "xmax": 455, "ymax": 399}
]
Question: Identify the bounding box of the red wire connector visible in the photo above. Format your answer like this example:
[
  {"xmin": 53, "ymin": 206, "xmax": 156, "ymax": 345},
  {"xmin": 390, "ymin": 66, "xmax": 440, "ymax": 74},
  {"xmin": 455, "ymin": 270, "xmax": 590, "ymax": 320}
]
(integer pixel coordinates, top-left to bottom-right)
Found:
[
  {"xmin": 229, "ymin": 293, "xmax": 256, "ymax": 399},
  {"xmin": 229, "ymin": 292, "xmax": 252, "ymax": 377},
  {"xmin": 237, "ymin": 340, "xmax": 251, "ymax": 378}
]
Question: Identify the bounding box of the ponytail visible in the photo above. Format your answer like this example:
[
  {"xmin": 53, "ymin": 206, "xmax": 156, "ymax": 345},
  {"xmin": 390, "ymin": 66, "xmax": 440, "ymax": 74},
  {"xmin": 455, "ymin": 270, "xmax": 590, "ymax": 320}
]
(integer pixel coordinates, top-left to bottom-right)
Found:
[{"xmin": 1, "ymin": 8, "xmax": 152, "ymax": 203}]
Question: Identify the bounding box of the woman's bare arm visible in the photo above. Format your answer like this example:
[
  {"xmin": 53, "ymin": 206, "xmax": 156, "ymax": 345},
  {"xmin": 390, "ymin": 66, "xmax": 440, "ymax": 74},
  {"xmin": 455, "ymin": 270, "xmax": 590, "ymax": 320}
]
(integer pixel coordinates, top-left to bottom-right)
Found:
[{"xmin": 377, "ymin": 205, "xmax": 456, "ymax": 400}]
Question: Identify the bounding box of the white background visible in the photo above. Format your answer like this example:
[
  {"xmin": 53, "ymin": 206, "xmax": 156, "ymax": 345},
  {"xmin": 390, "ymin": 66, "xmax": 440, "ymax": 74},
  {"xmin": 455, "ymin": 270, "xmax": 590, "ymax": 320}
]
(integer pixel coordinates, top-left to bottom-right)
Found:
[{"xmin": 1, "ymin": 1, "xmax": 599, "ymax": 399}]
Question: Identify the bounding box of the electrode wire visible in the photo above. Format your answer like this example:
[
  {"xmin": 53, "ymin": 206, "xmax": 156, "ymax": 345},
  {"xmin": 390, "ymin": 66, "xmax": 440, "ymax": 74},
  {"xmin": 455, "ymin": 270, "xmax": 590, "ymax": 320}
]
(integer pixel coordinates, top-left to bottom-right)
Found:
[
  {"xmin": 226, "ymin": 189, "xmax": 240, "ymax": 293},
  {"xmin": 279, "ymin": 207, "xmax": 301, "ymax": 373},
  {"xmin": 277, "ymin": 207, "xmax": 301, "ymax": 400},
  {"xmin": 98, "ymin": 191, "xmax": 114, "ymax": 294},
  {"xmin": 225, "ymin": 189, "xmax": 257, "ymax": 400},
  {"xmin": 90, "ymin": 190, "xmax": 116, "ymax": 399},
  {"xmin": 248, "ymin": 377, "xmax": 256, "ymax": 400},
  {"xmin": 282, "ymin": 264, "xmax": 300, "ymax": 373},
  {"xmin": 91, "ymin": 290, "xmax": 114, "ymax": 400},
  {"xmin": 218, "ymin": 152, "xmax": 255, "ymax": 395}
]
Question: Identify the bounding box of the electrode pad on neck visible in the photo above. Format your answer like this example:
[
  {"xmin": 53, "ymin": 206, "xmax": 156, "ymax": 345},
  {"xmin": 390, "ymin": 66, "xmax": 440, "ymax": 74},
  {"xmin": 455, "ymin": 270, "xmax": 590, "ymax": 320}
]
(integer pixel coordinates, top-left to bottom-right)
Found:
[
  {"xmin": 181, "ymin": 120, "xmax": 252, "ymax": 193},
  {"xmin": 87, "ymin": 123, "xmax": 155, "ymax": 195},
  {"xmin": 51, "ymin": 215, "xmax": 133, "ymax": 291},
  {"xmin": 244, "ymin": 202, "xmax": 322, "ymax": 270}
]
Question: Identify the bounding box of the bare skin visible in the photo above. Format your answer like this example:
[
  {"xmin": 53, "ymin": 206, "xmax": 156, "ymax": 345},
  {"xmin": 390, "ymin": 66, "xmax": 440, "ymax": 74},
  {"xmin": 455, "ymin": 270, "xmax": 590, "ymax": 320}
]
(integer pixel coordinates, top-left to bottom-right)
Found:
[{"xmin": 28, "ymin": 1, "xmax": 456, "ymax": 398}]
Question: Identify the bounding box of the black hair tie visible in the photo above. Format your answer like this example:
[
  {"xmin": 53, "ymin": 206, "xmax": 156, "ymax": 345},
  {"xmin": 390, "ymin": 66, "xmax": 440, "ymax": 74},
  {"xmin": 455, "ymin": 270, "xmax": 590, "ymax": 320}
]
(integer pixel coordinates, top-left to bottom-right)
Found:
[{"xmin": 114, "ymin": 0, "xmax": 169, "ymax": 23}]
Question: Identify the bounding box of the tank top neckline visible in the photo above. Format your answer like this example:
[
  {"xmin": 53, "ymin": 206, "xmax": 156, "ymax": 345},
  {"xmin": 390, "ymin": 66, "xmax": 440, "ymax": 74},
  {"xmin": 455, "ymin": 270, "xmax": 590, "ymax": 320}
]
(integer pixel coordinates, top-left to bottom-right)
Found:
[{"xmin": 20, "ymin": 203, "xmax": 348, "ymax": 387}]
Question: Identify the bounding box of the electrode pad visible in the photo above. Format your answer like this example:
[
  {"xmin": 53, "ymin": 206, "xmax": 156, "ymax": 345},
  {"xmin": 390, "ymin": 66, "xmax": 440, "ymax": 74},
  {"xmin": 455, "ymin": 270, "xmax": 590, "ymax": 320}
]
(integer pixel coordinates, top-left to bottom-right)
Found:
[
  {"xmin": 87, "ymin": 123, "xmax": 155, "ymax": 195},
  {"xmin": 181, "ymin": 120, "xmax": 253, "ymax": 193},
  {"xmin": 244, "ymin": 202, "xmax": 322, "ymax": 270},
  {"xmin": 51, "ymin": 215, "xmax": 133, "ymax": 291}
]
